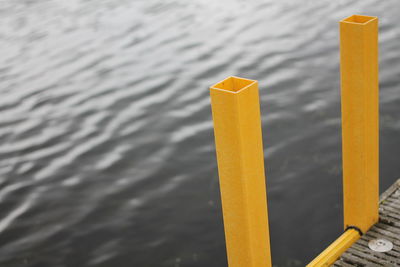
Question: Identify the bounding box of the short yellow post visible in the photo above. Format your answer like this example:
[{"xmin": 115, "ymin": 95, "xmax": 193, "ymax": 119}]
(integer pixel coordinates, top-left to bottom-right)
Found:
[
  {"xmin": 210, "ymin": 77, "xmax": 272, "ymax": 267},
  {"xmin": 340, "ymin": 15, "xmax": 379, "ymax": 233}
]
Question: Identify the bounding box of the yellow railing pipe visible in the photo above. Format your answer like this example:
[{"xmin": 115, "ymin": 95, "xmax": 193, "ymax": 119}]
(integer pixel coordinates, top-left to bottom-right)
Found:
[
  {"xmin": 306, "ymin": 229, "xmax": 360, "ymax": 267},
  {"xmin": 340, "ymin": 15, "xmax": 379, "ymax": 233},
  {"xmin": 210, "ymin": 76, "xmax": 272, "ymax": 267}
]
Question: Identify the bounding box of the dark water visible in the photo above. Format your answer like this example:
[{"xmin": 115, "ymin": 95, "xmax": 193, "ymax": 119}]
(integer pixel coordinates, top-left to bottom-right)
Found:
[{"xmin": 0, "ymin": 1, "xmax": 399, "ymax": 266}]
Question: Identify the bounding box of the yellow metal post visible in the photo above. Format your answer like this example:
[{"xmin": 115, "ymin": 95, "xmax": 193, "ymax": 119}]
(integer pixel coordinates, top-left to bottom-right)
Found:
[
  {"xmin": 340, "ymin": 15, "xmax": 379, "ymax": 233},
  {"xmin": 210, "ymin": 77, "xmax": 272, "ymax": 267}
]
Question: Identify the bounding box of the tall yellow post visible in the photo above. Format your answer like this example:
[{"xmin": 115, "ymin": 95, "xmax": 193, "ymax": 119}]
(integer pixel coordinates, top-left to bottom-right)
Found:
[
  {"xmin": 210, "ymin": 77, "xmax": 272, "ymax": 267},
  {"xmin": 340, "ymin": 15, "xmax": 379, "ymax": 233}
]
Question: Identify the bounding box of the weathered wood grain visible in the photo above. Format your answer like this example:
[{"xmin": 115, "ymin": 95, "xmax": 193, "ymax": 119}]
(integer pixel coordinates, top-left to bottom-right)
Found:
[{"xmin": 334, "ymin": 179, "xmax": 400, "ymax": 266}]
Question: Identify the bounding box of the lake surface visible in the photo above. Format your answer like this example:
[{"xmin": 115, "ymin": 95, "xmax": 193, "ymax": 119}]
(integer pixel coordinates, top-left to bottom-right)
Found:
[{"xmin": 0, "ymin": 0, "xmax": 399, "ymax": 266}]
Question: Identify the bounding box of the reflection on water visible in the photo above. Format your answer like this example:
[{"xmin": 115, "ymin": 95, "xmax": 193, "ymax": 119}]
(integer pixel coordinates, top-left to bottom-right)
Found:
[{"xmin": 0, "ymin": 0, "xmax": 399, "ymax": 266}]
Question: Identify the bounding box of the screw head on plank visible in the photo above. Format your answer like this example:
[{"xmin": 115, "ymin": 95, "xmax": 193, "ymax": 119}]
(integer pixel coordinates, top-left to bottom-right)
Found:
[{"xmin": 368, "ymin": 239, "xmax": 393, "ymax": 252}]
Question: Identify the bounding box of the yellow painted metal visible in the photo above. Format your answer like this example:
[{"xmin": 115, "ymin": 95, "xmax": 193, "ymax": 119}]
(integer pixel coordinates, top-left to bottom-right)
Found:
[
  {"xmin": 307, "ymin": 229, "xmax": 360, "ymax": 267},
  {"xmin": 210, "ymin": 77, "xmax": 272, "ymax": 267},
  {"xmin": 340, "ymin": 15, "xmax": 379, "ymax": 233}
]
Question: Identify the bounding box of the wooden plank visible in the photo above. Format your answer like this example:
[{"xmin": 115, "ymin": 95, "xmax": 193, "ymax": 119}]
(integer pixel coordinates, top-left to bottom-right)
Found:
[
  {"xmin": 352, "ymin": 242, "xmax": 400, "ymax": 263},
  {"xmin": 334, "ymin": 179, "xmax": 400, "ymax": 266},
  {"xmin": 380, "ymin": 179, "xmax": 400, "ymax": 202},
  {"xmin": 378, "ymin": 206, "xmax": 400, "ymax": 220},
  {"xmin": 358, "ymin": 235, "xmax": 400, "ymax": 258},
  {"xmin": 333, "ymin": 261, "xmax": 354, "ymax": 267}
]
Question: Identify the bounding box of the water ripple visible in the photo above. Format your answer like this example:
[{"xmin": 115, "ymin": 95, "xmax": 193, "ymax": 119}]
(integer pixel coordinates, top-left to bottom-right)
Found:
[{"xmin": 0, "ymin": 1, "xmax": 399, "ymax": 267}]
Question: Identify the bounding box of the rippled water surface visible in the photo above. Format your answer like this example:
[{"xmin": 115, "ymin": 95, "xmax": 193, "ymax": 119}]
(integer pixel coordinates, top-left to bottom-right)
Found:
[{"xmin": 0, "ymin": 1, "xmax": 400, "ymax": 266}]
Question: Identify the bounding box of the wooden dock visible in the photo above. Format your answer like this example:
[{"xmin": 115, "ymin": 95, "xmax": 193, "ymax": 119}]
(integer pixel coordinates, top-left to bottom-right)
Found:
[{"xmin": 334, "ymin": 179, "xmax": 400, "ymax": 266}]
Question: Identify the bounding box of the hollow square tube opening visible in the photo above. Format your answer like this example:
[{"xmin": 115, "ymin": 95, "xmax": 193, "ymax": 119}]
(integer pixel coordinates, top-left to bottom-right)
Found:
[
  {"xmin": 341, "ymin": 15, "xmax": 377, "ymax": 25},
  {"xmin": 211, "ymin": 76, "xmax": 256, "ymax": 93}
]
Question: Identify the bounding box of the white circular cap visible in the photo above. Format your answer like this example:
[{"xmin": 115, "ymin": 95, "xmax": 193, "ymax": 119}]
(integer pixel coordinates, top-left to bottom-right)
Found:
[{"xmin": 368, "ymin": 238, "xmax": 393, "ymax": 252}]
